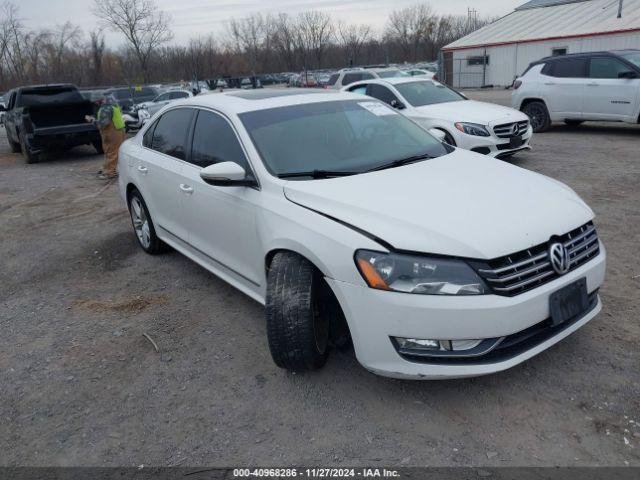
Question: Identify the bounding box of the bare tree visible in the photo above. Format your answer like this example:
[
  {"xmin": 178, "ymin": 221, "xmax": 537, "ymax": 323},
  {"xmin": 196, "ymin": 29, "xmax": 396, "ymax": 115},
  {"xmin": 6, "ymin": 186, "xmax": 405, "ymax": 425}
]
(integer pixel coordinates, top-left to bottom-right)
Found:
[
  {"xmin": 297, "ymin": 11, "xmax": 334, "ymax": 70},
  {"xmin": 89, "ymin": 30, "xmax": 106, "ymax": 84},
  {"xmin": 336, "ymin": 21, "xmax": 371, "ymax": 67},
  {"xmin": 227, "ymin": 13, "xmax": 265, "ymax": 75},
  {"xmin": 386, "ymin": 4, "xmax": 437, "ymax": 62},
  {"xmin": 271, "ymin": 13, "xmax": 297, "ymax": 71},
  {"xmin": 92, "ymin": 0, "xmax": 173, "ymax": 82}
]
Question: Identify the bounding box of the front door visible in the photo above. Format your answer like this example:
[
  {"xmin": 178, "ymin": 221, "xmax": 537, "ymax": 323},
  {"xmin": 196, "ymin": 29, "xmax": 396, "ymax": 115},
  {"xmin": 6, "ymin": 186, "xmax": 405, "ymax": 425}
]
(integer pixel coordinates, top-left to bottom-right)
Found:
[
  {"xmin": 181, "ymin": 109, "xmax": 263, "ymax": 289},
  {"xmin": 583, "ymin": 56, "xmax": 639, "ymax": 121},
  {"xmin": 544, "ymin": 57, "xmax": 588, "ymax": 119}
]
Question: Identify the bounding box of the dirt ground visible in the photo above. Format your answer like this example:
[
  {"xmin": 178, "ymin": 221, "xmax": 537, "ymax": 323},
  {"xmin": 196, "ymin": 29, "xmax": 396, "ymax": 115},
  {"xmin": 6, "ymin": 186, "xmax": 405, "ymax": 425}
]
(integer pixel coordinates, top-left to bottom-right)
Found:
[{"xmin": 1, "ymin": 90, "xmax": 639, "ymax": 468}]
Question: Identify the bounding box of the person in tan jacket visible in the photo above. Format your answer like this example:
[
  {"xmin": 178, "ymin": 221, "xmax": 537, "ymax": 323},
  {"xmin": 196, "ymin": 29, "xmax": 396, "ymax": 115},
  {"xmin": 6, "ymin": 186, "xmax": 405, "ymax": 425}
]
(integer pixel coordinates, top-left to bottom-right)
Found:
[{"xmin": 85, "ymin": 95, "xmax": 126, "ymax": 180}]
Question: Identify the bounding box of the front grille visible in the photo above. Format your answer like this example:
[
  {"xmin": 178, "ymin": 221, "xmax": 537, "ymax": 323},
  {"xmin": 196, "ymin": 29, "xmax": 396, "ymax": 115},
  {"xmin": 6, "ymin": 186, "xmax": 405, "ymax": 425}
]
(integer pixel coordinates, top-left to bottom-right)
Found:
[
  {"xmin": 493, "ymin": 120, "xmax": 529, "ymax": 138},
  {"xmin": 472, "ymin": 222, "xmax": 600, "ymax": 297}
]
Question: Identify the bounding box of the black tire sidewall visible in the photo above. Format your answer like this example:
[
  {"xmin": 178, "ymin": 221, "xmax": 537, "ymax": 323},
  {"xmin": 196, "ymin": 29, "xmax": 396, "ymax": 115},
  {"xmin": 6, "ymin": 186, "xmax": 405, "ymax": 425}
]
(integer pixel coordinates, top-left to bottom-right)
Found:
[
  {"xmin": 524, "ymin": 102, "xmax": 550, "ymax": 133},
  {"xmin": 266, "ymin": 252, "xmax": 330, "ymax": 371}
]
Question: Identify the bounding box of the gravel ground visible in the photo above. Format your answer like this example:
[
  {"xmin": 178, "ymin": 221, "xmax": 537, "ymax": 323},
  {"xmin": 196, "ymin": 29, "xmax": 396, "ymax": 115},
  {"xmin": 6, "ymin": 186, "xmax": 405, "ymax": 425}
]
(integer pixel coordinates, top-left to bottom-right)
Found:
[{"xmin": 1, "ymin": 90, "xmax": 639, "ymax": 467}]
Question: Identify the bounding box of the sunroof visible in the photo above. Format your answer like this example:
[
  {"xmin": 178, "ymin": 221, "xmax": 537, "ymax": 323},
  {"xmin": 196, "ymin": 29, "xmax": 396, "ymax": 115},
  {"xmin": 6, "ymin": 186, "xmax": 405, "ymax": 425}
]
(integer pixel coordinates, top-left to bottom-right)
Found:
[{"xmin": 226, "ymin": 89, "xmax": 326, "ymax": 100}]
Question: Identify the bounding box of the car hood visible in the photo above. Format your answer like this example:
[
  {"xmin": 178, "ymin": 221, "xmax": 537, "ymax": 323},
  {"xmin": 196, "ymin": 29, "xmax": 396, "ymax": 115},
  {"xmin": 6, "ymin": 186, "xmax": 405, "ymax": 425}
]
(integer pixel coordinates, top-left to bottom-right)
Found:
[
  {"xmin": 283, "ymin": 150, "xmax": 593, "ymax": 259},
  {"xmin": 412, "ymin": 100, "xmax": 528, "ymax": 126}
]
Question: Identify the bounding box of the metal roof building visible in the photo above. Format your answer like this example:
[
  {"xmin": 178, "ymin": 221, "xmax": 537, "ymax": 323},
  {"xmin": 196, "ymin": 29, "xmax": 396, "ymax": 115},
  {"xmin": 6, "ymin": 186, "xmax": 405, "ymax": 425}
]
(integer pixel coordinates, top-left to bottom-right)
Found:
[{"xmin": 441, "ymin": 0, "xmax": 640, "ymax": 87}]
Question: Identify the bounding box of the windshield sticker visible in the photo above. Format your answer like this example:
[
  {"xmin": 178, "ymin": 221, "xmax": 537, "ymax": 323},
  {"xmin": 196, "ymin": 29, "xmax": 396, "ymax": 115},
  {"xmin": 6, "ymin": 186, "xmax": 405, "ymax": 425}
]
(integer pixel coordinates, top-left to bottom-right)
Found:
[{"xmin": 358, "ymin": 101, "xmax": 397, "ymax": 116}]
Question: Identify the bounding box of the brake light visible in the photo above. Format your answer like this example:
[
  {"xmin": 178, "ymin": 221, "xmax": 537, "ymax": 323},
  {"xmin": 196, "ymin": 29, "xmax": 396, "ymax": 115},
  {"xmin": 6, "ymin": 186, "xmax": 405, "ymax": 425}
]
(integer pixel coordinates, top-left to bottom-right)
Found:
[{"xmin": 513, "ymin": 80, "xmax": 522, "ymax": 90}]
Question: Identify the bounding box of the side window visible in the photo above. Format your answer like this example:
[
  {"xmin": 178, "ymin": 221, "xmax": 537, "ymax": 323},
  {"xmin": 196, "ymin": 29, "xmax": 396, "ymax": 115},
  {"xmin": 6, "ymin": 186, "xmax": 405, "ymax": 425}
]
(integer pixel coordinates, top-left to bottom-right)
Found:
[
  {"xmin": 551, "ymin": 58, "xmax": 587, "ymax": 78},
  {"xmin": 190, "ymin": 110, "xmax": 251, "ymax": 172},
  {"xmin": 348, "ymin": 85, "xmax": 368, "ymax": 95},
  {"xmin": 150, "ymin": 108, "xmax": 194, "ymax": 160},
  {"xmin": 142, "ymin": 122, "xmax": 156, "ymax": 148},
  {"xmin": 366, "ymin": 84, "xmax": 399, "ymax": 106},
  {"xmin": 540, "ymin": 62, "xmax": 554, "ymax": 76},
  {"xmin": 361, "ymin": 72, "xmax": 374, "ymax": 80},
  {"xmin": 342, "ymin": 73, "xmax": 362, "ymax": 86},
  {"xmin": 174, "ymin": 92, "xmax": 189, "ymax": 99},
  {"xmin": 327, "ymin": 74, "xmax": 339, "ymax": 86},
  {"xmin": 155, "ymin": 93, "xmax": 170, "ymax": 102},
  {"xmin": 589, "ymin": 57, "xmax": 632, "ymax": 79}
]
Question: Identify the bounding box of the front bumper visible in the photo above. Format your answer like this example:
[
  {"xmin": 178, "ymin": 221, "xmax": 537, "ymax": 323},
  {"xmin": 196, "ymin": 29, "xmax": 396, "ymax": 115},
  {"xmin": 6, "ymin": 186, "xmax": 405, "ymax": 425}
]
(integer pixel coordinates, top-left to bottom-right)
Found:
[
  {"xmin": 458, "ymin": 126, "xmax": 533, "ymax": 158},
  {"xmin": 326, "ymin": 244, "xmax": 605, "ymax": 379}
]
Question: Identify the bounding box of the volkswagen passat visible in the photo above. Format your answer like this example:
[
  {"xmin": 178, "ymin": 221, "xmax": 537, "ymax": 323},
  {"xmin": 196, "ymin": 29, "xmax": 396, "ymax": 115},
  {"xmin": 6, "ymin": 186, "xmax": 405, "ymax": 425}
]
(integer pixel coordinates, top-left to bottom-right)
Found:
[
  {"xmin": 118, "ymin": 89, "xmax": 605, "ymax": 379},
  {"xmin": 344, "ymin": 78, "xmax": 533, "ymax": 158}
]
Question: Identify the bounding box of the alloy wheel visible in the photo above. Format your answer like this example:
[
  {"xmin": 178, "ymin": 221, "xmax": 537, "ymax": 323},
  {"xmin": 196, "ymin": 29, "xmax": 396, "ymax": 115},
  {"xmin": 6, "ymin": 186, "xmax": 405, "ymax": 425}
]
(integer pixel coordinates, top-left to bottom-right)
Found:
[{"xmin": 130, "ymin": 196, "xmax": 151, "ymax": 249}]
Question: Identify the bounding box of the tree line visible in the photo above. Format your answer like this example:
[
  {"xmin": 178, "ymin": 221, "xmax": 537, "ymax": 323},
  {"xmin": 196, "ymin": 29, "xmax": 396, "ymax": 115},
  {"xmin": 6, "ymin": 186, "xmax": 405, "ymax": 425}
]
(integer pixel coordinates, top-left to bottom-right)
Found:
[{"xmin": 0, "ymin": 0, "xmax": 494, "ymax": 91}]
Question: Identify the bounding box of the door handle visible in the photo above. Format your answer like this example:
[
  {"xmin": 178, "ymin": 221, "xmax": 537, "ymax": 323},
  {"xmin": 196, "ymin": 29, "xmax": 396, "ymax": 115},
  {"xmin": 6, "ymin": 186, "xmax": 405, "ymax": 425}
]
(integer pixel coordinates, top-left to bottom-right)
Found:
[
  {"xmin": 179, "ymin": 184, "xmax": 194, "ymax": 194},
  {"xmin": 544, "ymin": 82, "xmax": 556, "ymax": 86},
  {"xmin": 586, "ymin": 83, "xmax": 599, "ymax": 87},
  {"xmin": 137, "ymin": 165, "xmax": 148, "ymax": 174}
]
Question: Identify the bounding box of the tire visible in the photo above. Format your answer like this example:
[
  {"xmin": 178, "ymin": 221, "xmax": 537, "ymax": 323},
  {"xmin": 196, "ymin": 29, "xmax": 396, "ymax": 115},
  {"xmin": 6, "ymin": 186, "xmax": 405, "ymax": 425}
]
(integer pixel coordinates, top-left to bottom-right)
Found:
[
  {"xmin": 522, "ymin": 101, "xmax": 551, "ymax": 133},
  {"xmin": 9, "ymin": 139, "xmax": 21, "ymax": 153},
  {"xmin": 19, "ymin": 132, "xmax": 38, "ymax": 164},
  {"xmin": 266, "ymin": 252, "xmax": 331, "ymax": 371},
  {"xmin": 564, "ymin": 120, "xmax": 584, "ymax": 127},
  {"xmin": 127, "ymin": 189, "xmax": 166, "ymax": 255},
  {"xmin": 92, "ymin": 139, "xmax": 104, "ymax": 154}
]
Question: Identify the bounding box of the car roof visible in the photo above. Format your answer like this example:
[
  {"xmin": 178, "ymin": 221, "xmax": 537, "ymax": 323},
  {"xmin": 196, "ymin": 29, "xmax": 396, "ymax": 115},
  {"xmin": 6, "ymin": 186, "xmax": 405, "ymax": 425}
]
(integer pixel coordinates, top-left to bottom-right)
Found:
[
  {"xmin": 536, "ymin": 49, "xmax": 640, "ymax": 63},
  {"xmin": 178, "ymin": 88, "xmax": 364, "ymax": 114},
  {"xmin": 348, "ymin": 77, "xmax": 438, "ymax": 87}
]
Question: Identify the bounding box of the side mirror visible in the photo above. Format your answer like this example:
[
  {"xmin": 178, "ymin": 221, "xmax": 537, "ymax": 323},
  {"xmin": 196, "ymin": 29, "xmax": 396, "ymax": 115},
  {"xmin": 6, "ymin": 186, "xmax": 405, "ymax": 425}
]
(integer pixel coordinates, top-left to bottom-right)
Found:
[
  {"xmin": 428, "ymin": 128, "xmax": 447, "ymax": 142},
  {"xmin": 390, "ymin": 99, "xmax": 406, "ymax": 110},
  {"xmin": 200, "ymin": 162, "xmax": 255, "ymax": 187},
  {"xmin": 618, "ymin": 70, "xmax": 638, "ymax": 79}
]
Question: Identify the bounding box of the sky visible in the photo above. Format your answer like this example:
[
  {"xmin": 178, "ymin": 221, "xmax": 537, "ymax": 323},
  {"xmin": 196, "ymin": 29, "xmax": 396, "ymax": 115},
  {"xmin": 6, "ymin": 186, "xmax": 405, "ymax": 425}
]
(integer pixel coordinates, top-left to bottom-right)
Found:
[{"xmin": 17, "ymin": 0, "xmax": 522, "ymax": 45}]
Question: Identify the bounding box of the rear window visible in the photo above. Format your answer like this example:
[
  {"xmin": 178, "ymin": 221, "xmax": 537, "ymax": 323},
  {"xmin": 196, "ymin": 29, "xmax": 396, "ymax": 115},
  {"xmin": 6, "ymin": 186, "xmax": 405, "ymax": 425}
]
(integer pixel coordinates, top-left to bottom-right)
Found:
[
  {"xmin": 19, "ymin": 88, "xmax": 84, "ymax": 107},
  {"xmin": 549, "ymin": 58, "xmax": 587, "ymax": 78},
  {"xmin": 375, "ymin": 69, "xmax": 409, "ymax": 79}
]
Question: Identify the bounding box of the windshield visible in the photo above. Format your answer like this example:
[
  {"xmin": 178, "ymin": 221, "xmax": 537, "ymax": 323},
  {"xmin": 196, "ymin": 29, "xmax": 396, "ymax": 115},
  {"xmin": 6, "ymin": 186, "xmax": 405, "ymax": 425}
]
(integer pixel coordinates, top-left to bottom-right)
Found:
[
  {"xmin": 621, "ymin": 52, "xmax": 640, "ymax": 69},
  {"xmin": 395, "ymin": 81, "xmax": 465, "ymax": 107},
  {"xmin": 239, "ymin": 100, "xmax": 450, "ymax": 178},
  {"xmin": 375, "ymin": 69, "xmax": 409, "ymax": 79}
]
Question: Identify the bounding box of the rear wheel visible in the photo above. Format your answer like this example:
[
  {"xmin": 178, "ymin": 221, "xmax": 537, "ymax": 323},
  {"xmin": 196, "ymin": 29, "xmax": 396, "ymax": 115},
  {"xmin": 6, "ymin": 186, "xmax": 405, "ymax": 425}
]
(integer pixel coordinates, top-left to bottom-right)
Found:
[
  {"xmin": 92, "ymin": 139, "xmax": 104, "ymax": 154},
  {"xmin": 19, "ymin": 132, "xmax": 38, "ymax": 164},
  {"xmin": 522, "ymin": 101, "xmax": 551, "ymax": 133},
  {"xmin": 127, "ymin": 189, "xmax": 165, "ymax": 255},
  {"xmin": 266, "ymin": 252, "xmax": 331, "ymax": 371}
]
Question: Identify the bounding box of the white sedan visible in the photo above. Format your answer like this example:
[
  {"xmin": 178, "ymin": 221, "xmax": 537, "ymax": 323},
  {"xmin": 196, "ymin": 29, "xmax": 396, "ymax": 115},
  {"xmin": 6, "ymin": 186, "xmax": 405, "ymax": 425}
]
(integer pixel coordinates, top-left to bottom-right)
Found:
[
  {"xmin": 344, "ymin": 77, "xmax": 533, "ymax": 158},
  {"xmin": 119, "ymin": 89, "xmax": 605, "ymax": 379}
]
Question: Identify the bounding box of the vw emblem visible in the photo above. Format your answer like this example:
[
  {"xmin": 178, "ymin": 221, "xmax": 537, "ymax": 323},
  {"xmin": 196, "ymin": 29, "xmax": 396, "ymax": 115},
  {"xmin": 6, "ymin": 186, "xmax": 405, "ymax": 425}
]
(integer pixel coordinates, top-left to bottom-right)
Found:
[{"xmin": 549, "ymin": 242, "xmax": 570, "ymax": 275}]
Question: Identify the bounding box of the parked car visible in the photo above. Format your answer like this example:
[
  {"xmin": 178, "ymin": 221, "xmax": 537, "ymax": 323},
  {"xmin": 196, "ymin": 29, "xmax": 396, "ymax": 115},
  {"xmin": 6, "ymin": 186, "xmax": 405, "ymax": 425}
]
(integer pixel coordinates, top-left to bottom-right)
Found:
[
  {"xmin": 345, "ymin": 77, "xmax": 532, "ymax": 158},
  {"xmin": 513, "ymin": 49, "xmax": 640, "ymax": 132},
  {"xmin": 404, "ymin": 68, "xmax": 436, "ymax": 79},
  {"xmin": 134, "ymin": 89, "xmax": 194, "ymax": 126},
  {"xmin": 2, "ymin": 84, "xmax": 101, "ymax": 163},
  {"xmin": 327, "ymin": 67, "xmax": 410, "ymax": 90},
  {"xmin": 103, "ymin": 86, "xmax": 158, "ymax": 115},
  {"xmin": 0, "ymin": 94, "xmax": 5, "ymax": 125},
  {"xmin": 119, "ymin": 89, "xmax": 605, "ymax": 379}
]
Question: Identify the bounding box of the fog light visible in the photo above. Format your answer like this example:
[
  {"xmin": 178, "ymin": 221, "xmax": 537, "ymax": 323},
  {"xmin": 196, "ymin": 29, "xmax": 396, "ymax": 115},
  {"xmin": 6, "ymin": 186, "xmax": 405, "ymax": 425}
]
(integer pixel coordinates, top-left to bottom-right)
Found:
[{"xmin": 395, "ymin": 337, "xmax": 440, "ymax": 350}]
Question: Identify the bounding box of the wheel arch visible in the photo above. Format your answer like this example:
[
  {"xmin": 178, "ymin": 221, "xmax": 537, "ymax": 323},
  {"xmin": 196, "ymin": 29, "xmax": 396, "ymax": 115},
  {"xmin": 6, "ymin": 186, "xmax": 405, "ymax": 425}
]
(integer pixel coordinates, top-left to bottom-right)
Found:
[{"xmin": 519, "ymin": 97, "xmax": 547, "ymax": 111}]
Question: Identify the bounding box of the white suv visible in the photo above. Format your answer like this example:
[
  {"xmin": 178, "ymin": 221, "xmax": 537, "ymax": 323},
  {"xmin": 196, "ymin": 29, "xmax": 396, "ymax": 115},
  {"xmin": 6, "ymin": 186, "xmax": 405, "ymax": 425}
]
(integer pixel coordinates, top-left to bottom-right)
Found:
[
  {"xmin": 513, "ymin": 50, "xmax": 640, "ymax": 132},
  {"xmin": 119, "ymin": 89, "xmax": 605, "ymax": 379},
  {"xmin": 327, "ymin": 67, "xmax": 410, "ymax": 90}
]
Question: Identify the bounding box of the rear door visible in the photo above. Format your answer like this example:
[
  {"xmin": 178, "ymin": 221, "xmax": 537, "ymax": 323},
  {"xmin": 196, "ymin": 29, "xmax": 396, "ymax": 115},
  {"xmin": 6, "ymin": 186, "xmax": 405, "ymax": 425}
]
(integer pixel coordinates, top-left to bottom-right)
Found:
[
  {"xmin": 583, "ymin": 56, "xmax": 639, "ymax": 121},
  {"xmin": 136, "ymin": 107, "xmax": 195, "ymax": 242},
  {"xmin": 180, "ymin": 109, "xmax": 263, "ymax": 288},
  {"xmin": 543, "ymin": 57, "xmax": 588, "ymax": 119}
]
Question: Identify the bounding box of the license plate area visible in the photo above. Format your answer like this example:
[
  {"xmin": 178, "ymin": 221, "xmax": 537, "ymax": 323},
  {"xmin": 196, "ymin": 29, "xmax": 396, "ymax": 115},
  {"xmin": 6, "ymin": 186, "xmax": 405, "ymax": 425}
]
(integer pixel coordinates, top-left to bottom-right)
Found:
[
  {"xmin": 549, "ymin": 278, "xmax": 589, "ymax": 326},
  {"xmin": 509, "ymin": 135, "xmax": 524, "ymax": 148}
]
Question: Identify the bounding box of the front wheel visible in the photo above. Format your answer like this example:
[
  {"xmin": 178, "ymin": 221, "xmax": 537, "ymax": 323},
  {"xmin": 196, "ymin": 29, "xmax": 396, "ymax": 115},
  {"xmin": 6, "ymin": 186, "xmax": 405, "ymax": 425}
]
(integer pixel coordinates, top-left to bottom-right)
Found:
[
  {"xmin": 522, "ymin": 101, "xmax": 551, "ymax": 133},
  {"xmin": 266, "ymin": 252, "xmax": 330, "ymax": 371}
]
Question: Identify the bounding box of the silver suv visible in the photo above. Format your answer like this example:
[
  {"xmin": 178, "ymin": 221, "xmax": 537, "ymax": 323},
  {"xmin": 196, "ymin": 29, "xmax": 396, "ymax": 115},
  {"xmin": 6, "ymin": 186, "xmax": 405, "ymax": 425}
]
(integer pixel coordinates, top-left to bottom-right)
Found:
[{"xmin": 327, "ymin": 67, "xmax": 410, "ymax": 90}]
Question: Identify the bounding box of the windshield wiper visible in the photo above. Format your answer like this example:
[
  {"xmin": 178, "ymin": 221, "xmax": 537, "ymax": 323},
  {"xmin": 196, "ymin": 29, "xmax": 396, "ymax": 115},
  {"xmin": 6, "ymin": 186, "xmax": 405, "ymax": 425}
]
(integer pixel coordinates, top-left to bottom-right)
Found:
[
  {"xmin": 365, "ymin": 153, "xmax": 435, "ymax": 173},
  {"xmin": 277, "ymin": 169, "xmax": 359, "ymax": 179}
]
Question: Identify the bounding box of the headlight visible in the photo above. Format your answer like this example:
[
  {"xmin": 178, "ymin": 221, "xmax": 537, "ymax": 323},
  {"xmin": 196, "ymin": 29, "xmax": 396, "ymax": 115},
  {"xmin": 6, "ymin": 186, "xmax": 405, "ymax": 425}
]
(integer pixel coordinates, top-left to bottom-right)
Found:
[
  {"xmin": 454, "ymin": 122, "xmax": 490, "ymax": 137},
  {"xmin": 355, "ymin": 250, "xmax": 487, "ymax": 295}
]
